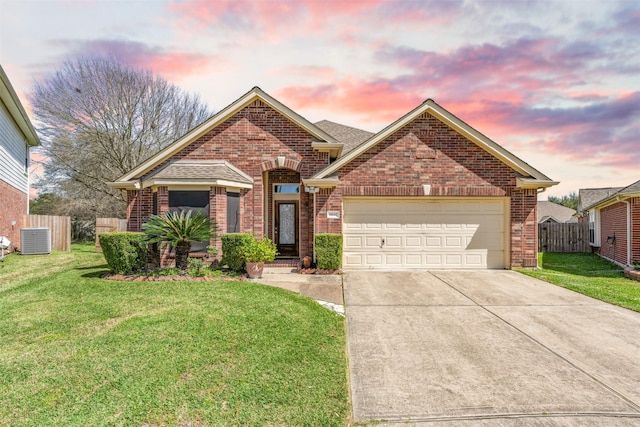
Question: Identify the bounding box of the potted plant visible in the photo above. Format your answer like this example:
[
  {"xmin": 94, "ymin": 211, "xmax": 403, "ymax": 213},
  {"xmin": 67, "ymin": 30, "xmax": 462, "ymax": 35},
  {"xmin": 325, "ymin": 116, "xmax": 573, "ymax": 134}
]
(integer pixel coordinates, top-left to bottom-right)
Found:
[{"xmin": 241, "ymin": 237, "xmax": 277, "ymax": 278}]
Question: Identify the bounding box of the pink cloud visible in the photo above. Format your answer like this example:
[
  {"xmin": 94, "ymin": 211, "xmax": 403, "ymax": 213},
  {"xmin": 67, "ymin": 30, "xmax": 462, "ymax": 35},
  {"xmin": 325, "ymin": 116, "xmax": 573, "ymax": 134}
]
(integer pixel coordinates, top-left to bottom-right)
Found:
[
  {"xmin": 167, "ymin": 0, "xmax": 459, "ymax": 41},
  {"xmin": 276, "ymin": 78, "xmax": 422, "ymax": 124},
  {"xmin": 268, "ymin": 65, "xmax": 336, "ymax": 80},
  {"xmin": 52, "ymin": 39, "xmax": 217, "ymax": 80}
]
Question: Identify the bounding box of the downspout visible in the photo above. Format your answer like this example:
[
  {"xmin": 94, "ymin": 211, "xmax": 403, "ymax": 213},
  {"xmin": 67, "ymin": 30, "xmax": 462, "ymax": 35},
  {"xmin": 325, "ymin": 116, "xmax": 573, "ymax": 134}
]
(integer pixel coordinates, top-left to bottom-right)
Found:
[
  {"xmin": 623, "ymin": 200, "xmax": 631, "ymax": 266},
  {"xmin": 313, "ymin": 190, "xmax": 317, "ymax": 264}
]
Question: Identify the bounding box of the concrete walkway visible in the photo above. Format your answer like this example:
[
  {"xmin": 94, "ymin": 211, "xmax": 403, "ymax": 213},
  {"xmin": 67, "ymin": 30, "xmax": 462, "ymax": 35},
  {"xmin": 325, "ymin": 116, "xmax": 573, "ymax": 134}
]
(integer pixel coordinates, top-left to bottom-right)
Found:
[
  {"xmin": 249, "ymin": 267, "xmax": 344, "ymax": 305},
  {"xmin": 344, "ymin": 270, "xmax": 640, "ymax": 426}
]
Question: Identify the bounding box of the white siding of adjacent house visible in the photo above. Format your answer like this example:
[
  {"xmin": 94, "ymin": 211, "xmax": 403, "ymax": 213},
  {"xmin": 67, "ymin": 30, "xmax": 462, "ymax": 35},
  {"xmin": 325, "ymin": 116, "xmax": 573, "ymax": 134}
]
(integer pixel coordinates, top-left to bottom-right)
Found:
[{"xmin": 0, "ymin": 100, "xmax": 29, "ymax": 195}]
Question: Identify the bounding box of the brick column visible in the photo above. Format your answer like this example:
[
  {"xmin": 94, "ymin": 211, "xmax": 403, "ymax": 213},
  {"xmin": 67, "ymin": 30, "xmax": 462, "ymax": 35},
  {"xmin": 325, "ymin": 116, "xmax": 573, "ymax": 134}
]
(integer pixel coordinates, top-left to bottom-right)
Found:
[{"xmin": 209, "ymin": 187, "xmax": 226, "ymax": 258}]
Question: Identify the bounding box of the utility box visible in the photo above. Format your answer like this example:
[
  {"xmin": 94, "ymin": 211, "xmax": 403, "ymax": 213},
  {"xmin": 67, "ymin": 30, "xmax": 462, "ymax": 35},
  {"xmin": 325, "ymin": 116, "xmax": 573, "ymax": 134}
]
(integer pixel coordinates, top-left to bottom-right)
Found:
[{"xmin": 20, "ymin": 228, "xmax": 51, "ymax": 255}]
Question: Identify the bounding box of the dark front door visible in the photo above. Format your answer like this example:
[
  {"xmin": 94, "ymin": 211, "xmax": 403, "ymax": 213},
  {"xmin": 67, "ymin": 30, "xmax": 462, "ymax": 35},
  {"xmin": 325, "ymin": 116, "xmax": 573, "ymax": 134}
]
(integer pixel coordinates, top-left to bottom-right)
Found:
[{"xmin": 275, "ymin": 201, "xmax": 298, "ymax": 257}]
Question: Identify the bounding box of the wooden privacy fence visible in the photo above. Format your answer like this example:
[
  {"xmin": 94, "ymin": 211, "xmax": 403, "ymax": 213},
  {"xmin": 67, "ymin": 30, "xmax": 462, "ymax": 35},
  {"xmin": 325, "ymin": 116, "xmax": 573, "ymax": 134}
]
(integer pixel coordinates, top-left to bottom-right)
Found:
[
  {"xmin": 538, "ymin": 222, "xmax": 590, "ymax": 253},
  {"xmin": 23, "ymin": 214, "xmax": 71, "ymax": 252},
  {"xmin": 95, "ymin": 218, "xmax": 127, "ymax": 252}
]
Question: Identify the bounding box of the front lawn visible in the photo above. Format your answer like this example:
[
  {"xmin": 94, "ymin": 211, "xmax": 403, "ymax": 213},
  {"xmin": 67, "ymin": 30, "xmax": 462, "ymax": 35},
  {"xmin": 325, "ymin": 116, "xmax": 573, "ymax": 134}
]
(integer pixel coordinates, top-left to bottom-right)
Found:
[
  {"xmin": 520, "ymin": 252, "xmax": 640, "ymax": 312},
  {"xmin": 0, "ymin": 244, "xmax": 349, "ymax": 426}
]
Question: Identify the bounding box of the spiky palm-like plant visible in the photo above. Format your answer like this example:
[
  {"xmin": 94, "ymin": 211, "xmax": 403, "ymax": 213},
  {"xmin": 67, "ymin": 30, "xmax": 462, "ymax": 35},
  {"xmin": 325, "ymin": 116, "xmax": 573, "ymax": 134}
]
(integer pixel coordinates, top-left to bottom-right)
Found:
[{"xmin": 142, "ymin": 210, "xmax": 215, "ymax": 272}]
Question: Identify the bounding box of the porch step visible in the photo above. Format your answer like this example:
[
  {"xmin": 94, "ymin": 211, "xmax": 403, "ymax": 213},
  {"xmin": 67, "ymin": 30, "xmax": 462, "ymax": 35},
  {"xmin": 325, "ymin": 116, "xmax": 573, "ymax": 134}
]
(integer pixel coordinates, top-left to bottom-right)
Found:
[
  {"xmin": 261, "ymin": 266, "xmax": 298, "ymax": 274},
  {"xmin": 256, "ymin": 269, "xmax": 342, "ymax": 285}
]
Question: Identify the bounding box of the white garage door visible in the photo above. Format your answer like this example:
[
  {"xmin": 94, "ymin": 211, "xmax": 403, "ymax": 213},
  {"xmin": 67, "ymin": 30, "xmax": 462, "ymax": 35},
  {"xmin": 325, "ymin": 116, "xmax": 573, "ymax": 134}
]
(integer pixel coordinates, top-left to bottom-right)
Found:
[{"xmin": 343, "ymin": 198, "xmax": 507, "ymax": 269}]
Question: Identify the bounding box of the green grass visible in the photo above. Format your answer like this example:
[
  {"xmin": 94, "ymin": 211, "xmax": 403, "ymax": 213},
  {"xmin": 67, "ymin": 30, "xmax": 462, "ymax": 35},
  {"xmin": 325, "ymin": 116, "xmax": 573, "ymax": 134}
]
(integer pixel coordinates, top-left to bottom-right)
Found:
[
  {"xmin": 0, "ymin": 244, "xmax": 349, "ymax": 426},
  {"xmin": 520, "ymin": 252, "xmax": 640, "ymax": 312}
]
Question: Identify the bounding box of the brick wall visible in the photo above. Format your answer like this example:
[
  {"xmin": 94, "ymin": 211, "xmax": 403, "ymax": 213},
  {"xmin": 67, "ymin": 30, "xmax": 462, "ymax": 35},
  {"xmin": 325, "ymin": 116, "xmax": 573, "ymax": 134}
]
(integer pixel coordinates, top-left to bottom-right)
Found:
[
  {"xmin": 210, "ymin": 186, "xmax": 227, "ymax": 257},
  {"xmin": 630, "ymin": 197, "xmax": 640, "ymax": 264},
  {"xmin": 324, "ymin": 111, "xmax": 536, "ymax": 268},
  {"xmin": 125, "ymin": 102, "xmax": 543, "ymax": 268},
  {"xmin": 126, "ymin": 188, "xmax": 154, "ymax": 232},
  {"xmin": 598, "ymin": 202, "xmax": 628, "ymax": 265},
  {"xmin": 126, "ymin": 100, "xmax": 328, "ymax": 260},
  {"xmin": 0, "ymin": 179, "xmax": 27, "ymax": 251}
]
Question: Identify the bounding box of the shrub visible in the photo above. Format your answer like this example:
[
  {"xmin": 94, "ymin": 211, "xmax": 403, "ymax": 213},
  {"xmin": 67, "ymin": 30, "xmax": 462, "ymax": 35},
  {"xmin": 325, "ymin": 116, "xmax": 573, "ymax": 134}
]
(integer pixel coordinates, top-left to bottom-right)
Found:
[
  {"xmin": 221, "ymin": 233, "xmax": 253, "ymax": 271},
  {"xmin": 142, "ymin": 210, "xmax": 215, "ymax": 272},
  {"xmin": 99, "ymin": 232, "xmax": 147, "ymax": 274},
  {"xmin": 315, "ymin": 233, "xmax": 342, "ymax": 270},
  {"xmin": 241, "ymin": 237, "xmax": 278, "ymax": 263}
]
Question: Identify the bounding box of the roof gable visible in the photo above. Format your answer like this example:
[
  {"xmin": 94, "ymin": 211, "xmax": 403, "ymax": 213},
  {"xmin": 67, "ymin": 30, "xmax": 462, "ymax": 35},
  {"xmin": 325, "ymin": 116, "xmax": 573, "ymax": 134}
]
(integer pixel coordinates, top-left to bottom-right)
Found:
[
  {"xmin": 114, "ymin": 87, "xmax": 338, "ymax": 183},
  {"xmin": 0, "ymin": 65, "xmax": 40, "ymax": 146},
  {"xmin": 311, "ymin": 99, "xmax": 556, "ymax": 188},
  {"xmin": 538, "ymin": 201, "xmax": 577, "ymax": 223}
]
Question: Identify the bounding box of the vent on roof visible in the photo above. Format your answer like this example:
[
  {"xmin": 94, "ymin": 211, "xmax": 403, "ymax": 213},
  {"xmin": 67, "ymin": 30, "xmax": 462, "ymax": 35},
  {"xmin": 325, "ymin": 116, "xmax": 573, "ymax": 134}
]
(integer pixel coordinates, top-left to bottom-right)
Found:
[{"xmin": 20, "ymin": 228, "xmax": 51, "ymax": 255}]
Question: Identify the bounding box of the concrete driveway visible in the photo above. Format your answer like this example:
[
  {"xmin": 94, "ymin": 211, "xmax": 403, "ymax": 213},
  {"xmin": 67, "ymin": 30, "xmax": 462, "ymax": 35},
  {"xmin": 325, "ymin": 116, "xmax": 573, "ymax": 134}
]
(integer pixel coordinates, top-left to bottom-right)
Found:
[{"xmin": 344, "ymin": 270, "xmax": 640, "ymax": 426}]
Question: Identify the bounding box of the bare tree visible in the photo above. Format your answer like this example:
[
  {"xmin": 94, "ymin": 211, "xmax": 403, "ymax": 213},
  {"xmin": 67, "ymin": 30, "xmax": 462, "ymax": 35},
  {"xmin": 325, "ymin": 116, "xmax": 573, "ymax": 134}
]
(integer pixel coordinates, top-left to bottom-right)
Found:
[{"xmin": 29, "ymin": 57, "xmax": 212, "ymax": 219}]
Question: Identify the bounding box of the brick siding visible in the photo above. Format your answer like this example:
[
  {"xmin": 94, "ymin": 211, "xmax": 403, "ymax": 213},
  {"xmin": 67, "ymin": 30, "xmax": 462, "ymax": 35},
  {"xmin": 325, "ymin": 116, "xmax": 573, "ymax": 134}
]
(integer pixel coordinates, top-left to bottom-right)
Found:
[
  {"xmin": 632, "ymin": 197, "xmax": 640, "ymax": 263},
  {"xmin": 0, "ymin": 179, "xmax": 27, "ymax": 251},
  {"xmin": 126, "ymin": 103, "xmax": 540, "ymax": 268},
  {"xmin": 324, "ymin": 112, "xmax": 536, "ymax": 268},
  {"xmin": 598, "ymin": 202, "xmax": 628, "ymax": 265},
  {"xmin": 127, "ymin": 100, "xmax": 327, "ymax": 264}
]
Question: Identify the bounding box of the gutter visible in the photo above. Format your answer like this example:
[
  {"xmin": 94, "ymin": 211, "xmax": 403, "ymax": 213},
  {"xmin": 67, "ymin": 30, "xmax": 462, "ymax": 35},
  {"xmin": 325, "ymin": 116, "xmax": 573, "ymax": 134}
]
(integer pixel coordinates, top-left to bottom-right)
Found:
[{"xmin": 622, "ymin": 199, "xmax": 631, "ymax": 265}]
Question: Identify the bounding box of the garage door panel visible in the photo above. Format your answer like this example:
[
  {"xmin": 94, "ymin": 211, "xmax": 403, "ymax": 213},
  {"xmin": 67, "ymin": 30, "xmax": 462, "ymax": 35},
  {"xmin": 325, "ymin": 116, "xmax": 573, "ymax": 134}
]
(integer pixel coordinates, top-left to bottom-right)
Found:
[
  {"xmin": 343, "ymin": 198, "xmax": 507, "ymax": 270},
  {"xmin": 385, "ymin": 236, "xmax": 403, "ymax": 248},
  {"xmin": 445, "ymin": 236, "xmax": 464, "ymax": 248},
  {"xmin": 405, "ymin": 236, "xmax": 422, "ymax": 248},
  {"xmin": 364, "ymin": 236, "xmax": 382, "ymax": 248},
  {"xmin": 425, "ymin": 236, "xmax": 443, "ymax": 247}
]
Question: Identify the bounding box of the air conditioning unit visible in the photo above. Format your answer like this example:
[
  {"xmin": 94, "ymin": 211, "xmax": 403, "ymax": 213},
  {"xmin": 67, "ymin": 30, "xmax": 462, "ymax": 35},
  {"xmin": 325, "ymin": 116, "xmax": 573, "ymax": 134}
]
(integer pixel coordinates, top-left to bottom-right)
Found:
[{"xmin": 20, "ymin": 228, "xmax": 51, "ymax": 255}]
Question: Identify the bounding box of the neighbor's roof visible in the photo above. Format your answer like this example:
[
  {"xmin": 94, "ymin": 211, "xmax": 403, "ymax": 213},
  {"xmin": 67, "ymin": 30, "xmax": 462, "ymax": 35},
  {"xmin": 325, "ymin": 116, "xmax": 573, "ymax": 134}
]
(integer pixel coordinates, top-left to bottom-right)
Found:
[
  {"xmin": 537, "ymin": 201, "xmax": 577, "ymax": 223},
  {"xmin": 580, "ymin": 179, "xmax": 640, "ymax": 211},
  {"xmin": 112, "ymin": 86, "xmax": 340, "ymax": 185},
  {"xmin": 0, "ymin": 65, "xmax": 40, "ymax": 146},
  {"xmin": 311, "ymin": 98, "xmax": 557, "ymax": 189},
  {"xmin": 314, "ymin": 120, "xmax": 374, "ymax": 155}
]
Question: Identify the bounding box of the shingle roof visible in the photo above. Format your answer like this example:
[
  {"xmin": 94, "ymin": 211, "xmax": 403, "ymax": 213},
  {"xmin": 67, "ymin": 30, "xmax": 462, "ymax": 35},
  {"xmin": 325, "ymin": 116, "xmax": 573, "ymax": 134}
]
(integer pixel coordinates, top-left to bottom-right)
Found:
[
  {"xmin": 578, "ymin": 187, "xmax": 624, "ymax": 212},
  {"xmin": 618, "ymin": 179, "xmax": 640, "ymax": 196},
  {"xmin": 151, "ymin": 160, "xmax": 252, "ymax": 184},
  {"xmin": 537, "ymin": 201, "xmax": 577, "ymax": 223},
  {"xmin": 314, "ymin": 120, "xmax": 374, "ymax": 155},
  {"xmin": 579, "ymin": 179, "xmax": 640, "ymax": 212}
]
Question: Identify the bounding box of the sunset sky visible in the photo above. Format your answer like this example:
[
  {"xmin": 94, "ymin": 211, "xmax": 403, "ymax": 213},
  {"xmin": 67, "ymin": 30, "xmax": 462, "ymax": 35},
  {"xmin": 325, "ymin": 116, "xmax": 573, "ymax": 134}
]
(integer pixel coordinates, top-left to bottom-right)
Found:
[{"xmin": 1, "ymin": 0, "xmax": 638, "ymax": 199}]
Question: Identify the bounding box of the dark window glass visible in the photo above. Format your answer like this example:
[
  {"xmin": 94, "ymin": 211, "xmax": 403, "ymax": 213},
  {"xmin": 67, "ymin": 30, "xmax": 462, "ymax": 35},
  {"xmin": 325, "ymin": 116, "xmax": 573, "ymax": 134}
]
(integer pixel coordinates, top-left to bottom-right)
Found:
[
  {"xmin": 168, "ymin": 190, "xmax": 210, "ymax": 253},
  {"xmin": 168, "ymin": 191, "xmax": 209, "ymax": 210},
  {"xmin": 274, "ymin": 184, "xmax": 299, "ymax": 194},
  {"xmin": 153, "ymin": 192, "xmax": 158, "ymax": 215},
  {"xmin": 227, "ymin": 192, "xmax": 240, "ymax": 233}
]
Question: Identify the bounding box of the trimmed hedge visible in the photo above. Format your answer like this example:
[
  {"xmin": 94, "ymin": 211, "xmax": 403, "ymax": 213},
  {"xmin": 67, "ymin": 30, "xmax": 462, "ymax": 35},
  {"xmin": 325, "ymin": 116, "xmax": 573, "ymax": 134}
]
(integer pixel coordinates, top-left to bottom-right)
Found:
[
  {"xmin": 221, "ymin": 233, "xmax": 254, "ymax": 272},
  {"xmin": 315, "ymin": 233, "xmax": 342, "ymax": 270},
  {"xmin": 99, "ymin": 232, "xmax": 147, "ymax": 274}
]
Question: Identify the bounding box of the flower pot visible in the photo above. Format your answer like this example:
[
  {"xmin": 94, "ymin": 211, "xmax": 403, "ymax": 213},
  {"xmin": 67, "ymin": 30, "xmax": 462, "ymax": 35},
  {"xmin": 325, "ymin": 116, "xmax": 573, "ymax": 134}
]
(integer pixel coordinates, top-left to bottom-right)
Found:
[
  {"xmin": 303, "ymin": 256, "xmax": 312, "ymax": 268},
  {"xmin": 245, "ymin": 261, "xmax": 264, "ymax": 279}
]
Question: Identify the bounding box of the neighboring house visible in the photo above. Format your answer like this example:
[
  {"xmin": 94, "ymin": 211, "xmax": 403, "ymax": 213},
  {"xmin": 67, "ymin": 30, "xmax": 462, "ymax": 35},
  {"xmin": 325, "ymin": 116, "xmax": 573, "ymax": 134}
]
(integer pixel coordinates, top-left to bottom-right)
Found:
[
  {"xmin": 110, "ymin": 87, "xmax": 557, "ymax": 270},
  {"xmin": 537, "ymin": 201, "xmax": 577, "ymax": 223},
  {"xmin": 0, "ymin": 65, "xmax": 40, "ymax": 251},
  {"xmin": 578, "ymin": 181, "xmax": 640, "ymax": 266}
]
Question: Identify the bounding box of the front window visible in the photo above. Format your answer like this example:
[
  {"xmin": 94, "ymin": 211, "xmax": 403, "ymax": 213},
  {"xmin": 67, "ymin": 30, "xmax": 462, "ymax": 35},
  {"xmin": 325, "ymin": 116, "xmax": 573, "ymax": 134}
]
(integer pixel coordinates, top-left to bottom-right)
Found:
[
  {"xmin": 168, "ymin": 190, "xmax": 209, "ymax": 253},
  {"xmin": 274, "ymin": 184, "xmax": 299, "ymax": 194}
]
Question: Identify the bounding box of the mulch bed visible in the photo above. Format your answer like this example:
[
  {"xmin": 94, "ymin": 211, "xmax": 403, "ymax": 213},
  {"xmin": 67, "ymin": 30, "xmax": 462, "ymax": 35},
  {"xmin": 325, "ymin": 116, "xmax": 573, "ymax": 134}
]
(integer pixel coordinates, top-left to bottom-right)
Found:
[
  {"xmin": 296, "ymin": 266, "xmax": 342, "ymax": 275},
  {"xmin": 103, "ymin": 273, "xmax": 241, "ymax": 282},
  {"xmin": 103, "ymin": 265, "xmax": 342, "ymax": 281}
]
